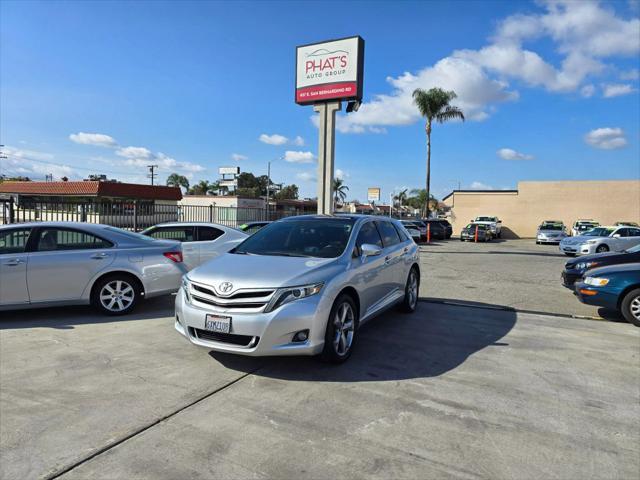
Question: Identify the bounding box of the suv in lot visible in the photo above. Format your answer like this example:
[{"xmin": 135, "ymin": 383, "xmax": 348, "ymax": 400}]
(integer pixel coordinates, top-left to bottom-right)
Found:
[
  {"xmin": 175, "ymin": 215, "xmax": 420, "ymax": 363},
  {"xmin": 473, "ymin": 216, "xmax": 502, "ymax": 238}
]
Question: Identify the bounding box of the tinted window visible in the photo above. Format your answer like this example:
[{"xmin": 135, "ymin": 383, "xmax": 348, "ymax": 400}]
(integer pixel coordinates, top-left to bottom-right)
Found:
[
  {"xmin": 583, "ymin": 227, "xmax": 615, "ymax": 237},
  {"xmin": 376, "ymin": 221, "xmax": 401, "ymax": 247},
  {"xmin": 233, "ymin": 218, "xmax": 354, "ymax": 258},
  {"xmin": 627, "ymin": 228, "xmax": 640, "ymax": 237},
  {"xmin": 147, "ymin": 226, "xmax": 195, "ymax": 242},
  {"xmin": 198, "ymin": 226, "xmax": 224, "ymax": 241},
  {"xmin": 355, "ymin": 222, "xmax": 383, "ymax": 253},
  {"xmin": 616, "ymin": 228, "xmax": 629, "ymax": 237},
  {"xmin": 393, "ymin": 223, "xmax": 410, "ymax": 242},
  {"xmin": 0, "ymin": 228, "xmax": 31, "ymax": 255},
  {"xmin": 36, "ymin": 228, "xmax": 112, "ymax": 252}
]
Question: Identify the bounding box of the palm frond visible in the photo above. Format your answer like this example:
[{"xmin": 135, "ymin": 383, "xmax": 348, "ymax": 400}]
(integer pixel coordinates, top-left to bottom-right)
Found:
[{"xmin": 435, "ymin": 106, "xmax": 465, "ymax": 123}]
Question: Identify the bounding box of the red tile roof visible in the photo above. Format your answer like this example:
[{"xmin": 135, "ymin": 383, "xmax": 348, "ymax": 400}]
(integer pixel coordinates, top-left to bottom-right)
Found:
[{"xmin": 0, "ymin": 181, "xmax": 182, "ymax": 201}]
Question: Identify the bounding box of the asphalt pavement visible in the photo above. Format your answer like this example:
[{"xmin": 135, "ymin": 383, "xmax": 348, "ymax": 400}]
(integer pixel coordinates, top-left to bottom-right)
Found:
[{"xmin": 1, "ymin": 295, "xmax": 638, "ymax": 479}]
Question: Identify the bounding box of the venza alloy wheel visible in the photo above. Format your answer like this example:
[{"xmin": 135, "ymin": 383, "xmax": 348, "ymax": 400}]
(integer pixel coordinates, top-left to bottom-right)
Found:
[
  {"xmin": 322, "ymin": 294, "xmax": 358, "ymax": 363},
  {"xmin": 596, "ymin": 244, "xmax": 609, "ymax": 253},
  {"xmin": 92, "ymin": 275, "xmax": 140, "ymax": 315},
  {"xmin": 399, "ymin": 267, "xmax": 419, "ymax": 313},
  {"xmin": 621, "ymin": 288, "xmax": 640, "ymax": 327}
]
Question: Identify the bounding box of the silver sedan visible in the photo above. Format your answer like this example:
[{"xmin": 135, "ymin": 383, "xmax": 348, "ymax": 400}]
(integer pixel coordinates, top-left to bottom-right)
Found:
[
  {"xmin": 175, "ymin": 215, "xmax": 420, "ymax": 363},
  {"xmin": 0, "ymin": 222, "xmax": 187, "ymax": 315}
]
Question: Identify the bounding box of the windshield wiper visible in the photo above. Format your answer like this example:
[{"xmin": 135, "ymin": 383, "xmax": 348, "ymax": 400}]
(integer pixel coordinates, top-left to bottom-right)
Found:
[{"xmin": 261, "ymin": 252, "xmax": 311, "ymax": 257}]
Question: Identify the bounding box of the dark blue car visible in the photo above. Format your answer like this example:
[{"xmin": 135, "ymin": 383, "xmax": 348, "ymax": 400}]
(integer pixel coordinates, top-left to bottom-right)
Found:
[
  {"xmin": 562, "ymin": 243, "xmax": 640, "ymax": 288},
  {"xmin": 575, "ymin": 263, "xmax": 640, "ymax": 327}
]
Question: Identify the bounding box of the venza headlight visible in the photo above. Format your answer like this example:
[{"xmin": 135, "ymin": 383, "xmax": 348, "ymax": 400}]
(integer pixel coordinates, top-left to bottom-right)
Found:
[
  {"xmin": 584, "ymin": 277, "xmax": 609, "ymax": 286},
  {"xmin": 266, "ymin": 283, "xmax": 324, "ymax": 312},
  {"xmin": 182, "ymin": 276, "xmax": 191, "ymax": 303}
]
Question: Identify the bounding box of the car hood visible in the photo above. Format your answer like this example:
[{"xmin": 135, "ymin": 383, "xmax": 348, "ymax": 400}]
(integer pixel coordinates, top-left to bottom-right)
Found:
[
  {"xmin": 538, "ymin": 229, "xmax": 565, "ymax": 235},
  {"xmin": 587, "ymin": 262, "xmax": 640, "ymax": 278},
  {"xmin": 566, "ymin": 251, "xmax": 623, "ymax": 267},
  {"xmin": 562, "ymin": 235, "xmax": 604, "ymax": 244},
  {"xmin": 186, "ymin": 252, "xmax": 341, "ymax": 291}
]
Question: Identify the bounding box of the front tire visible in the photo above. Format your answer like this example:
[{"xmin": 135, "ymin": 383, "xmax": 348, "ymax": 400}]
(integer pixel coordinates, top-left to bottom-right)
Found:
[
  {"xmin": 321, "ymin": 294, "xmax": 358, "ymax": 363},
  {"xmin": 620, "ymin": 288, "xmax": 640, "ymax": 327},
  {"xmin": 92, "ymin": 274, "xmax": 141, "ymax": 315},
  {"xmin": 399, "ymin": 267, "xmax": 419, "ymax": 313},
  {"xmin": 596, "ymin": 244, "xmax": 609, "ymax": 253}
]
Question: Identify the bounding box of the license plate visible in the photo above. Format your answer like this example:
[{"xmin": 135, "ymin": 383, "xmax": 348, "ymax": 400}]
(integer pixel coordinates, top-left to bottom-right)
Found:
[{"xmin": 204, "ymin": 314, "xmax": 231, "ymax": 333}]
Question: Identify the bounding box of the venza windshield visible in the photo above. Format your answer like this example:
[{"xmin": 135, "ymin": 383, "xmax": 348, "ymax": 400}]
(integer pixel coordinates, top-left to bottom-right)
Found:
[{"xmin": 232, "ymin": 218, "xmax": 355, "ymax": 258}]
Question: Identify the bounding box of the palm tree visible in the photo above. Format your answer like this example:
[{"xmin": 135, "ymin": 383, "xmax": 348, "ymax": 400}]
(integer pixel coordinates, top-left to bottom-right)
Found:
[
  {"xmin": 166, "ymin": 173, "xmax": 190, "ymax": 192},
  {"xmin": 394, "ymin": 188, "xmax": 408, "ymax": 209},
  {"xmin": 409, "ymin": 188, "xmax": 438, "ymax": 217},
  {"xmin": 188, "ymin": 180, "xmax": 211, "ymax": 195},
  {"xmin": 412, "ymin": 87, "xmax": 464, "ymax": 218},
  {"xmin": 332, "ymin": 178, "xmax": 349, "ymax": 205}
]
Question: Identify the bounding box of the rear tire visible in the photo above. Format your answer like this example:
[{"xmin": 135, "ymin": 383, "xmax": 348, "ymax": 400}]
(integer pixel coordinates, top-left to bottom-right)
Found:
[
  {"xmin": 91, "ymin": 274, "xmax": 141, "ymax": 316},
  {"xmin": 399, "ymin": 267, "xmax": 419, "ymax": 313},
  {"xmin": 321, "ymin": 294, "xmax": 358, "ymax": 363},
  {"xmin": 620, "ymin": 288, "xmax": 640, "ymax": 327}
]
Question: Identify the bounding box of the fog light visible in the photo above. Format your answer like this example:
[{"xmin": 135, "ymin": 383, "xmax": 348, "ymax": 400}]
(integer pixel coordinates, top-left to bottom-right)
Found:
[
  {"xmin": 292, "ymin": 330, "xmax": 309, "ymax": 342},
  {"xmin": 176, "ymin": 315, "xmax": 182, "ymax": 325}
]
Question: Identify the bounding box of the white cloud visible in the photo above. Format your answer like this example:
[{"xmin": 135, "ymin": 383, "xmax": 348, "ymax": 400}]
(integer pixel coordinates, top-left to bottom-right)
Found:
[
  {"xmin": 116, "ymin": 146, "xmax": 153, "ymax": 159},
  {"xmin": 313, "ymin": 1, "xmax": 639, "ymax": 134},
  {"xmin": 584, "ymin": 127, "xmax": 627, "ymax": 149},
  {"xmin": 2, "ymin": 146, "xmax": 76, "ymax": 180},
  {"xmin": 293, "ymin": 136, "xmax": 305, "ymax": 146},
  {"xmin": 497, "ymin": 148, "xmax": 534, "ymax": 160},
  {"xmin": 602, "ymin": 83, "xmax": 636, "ymax": 98},
  {"xmin": 619, "ymin": 68, "xmax": 640, "ymax": 80},
  {"xmin": 69, "ymin": 132, "xmax": 117, "ymax": 147},
  {"xmin": 259, "ymin": 133, "xmax": 288, "ymax": 145},
  {"xmin": 284, "ymin": 150, "xmax": 315, "ymax": 163},
  {"xmin": 580, "ymin": 84, "xmax": 596, "ymax": 97},
  {"xmin": 470, "ymin": 181, "xmax": 493, "ymax": 190},
  {"xmin": 231, "ymin": 153, "xmax": 248, "ymax": 161},
  {"xmin": 296, "ymin": 171, "xmax": 316, "ymax": 182},
  {"xmin": 335, "ymin": 169, "xmax": 349, "ymax": 180}
]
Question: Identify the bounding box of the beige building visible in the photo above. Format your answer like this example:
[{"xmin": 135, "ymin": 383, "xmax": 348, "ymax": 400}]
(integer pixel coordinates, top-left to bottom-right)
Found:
[{"xmin": 442, "ymin": 180, "xmax": 640, "ymax": 238}]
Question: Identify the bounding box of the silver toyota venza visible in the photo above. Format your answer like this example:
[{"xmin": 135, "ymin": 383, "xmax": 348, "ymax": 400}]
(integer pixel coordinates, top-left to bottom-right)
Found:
[
  {"xmin": 0, "ymin": 222, "xmax": 186, "ymax": 315},
  {"xmin": 176, "ymin": 215, "xmax": 420, "ymax": 363}
]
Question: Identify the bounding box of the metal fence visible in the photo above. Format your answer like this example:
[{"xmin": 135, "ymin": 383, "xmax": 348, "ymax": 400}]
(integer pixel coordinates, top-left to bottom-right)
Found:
[{"xmin": 0, "ymin": 199, "xmax": 303, "ymax": 231}]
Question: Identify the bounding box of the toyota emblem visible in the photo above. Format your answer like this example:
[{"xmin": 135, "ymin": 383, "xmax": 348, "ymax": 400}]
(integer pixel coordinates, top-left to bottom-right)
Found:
[{"xmin": 219, "ymin": 282, "xmax": 233, "ymax": 294}]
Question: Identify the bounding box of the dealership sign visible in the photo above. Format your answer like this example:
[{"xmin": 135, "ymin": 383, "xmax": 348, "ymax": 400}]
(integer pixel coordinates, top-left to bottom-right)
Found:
[
  {"xmin": 367, "ymin": 187, "xmax": 381, "ymax": 202},
  {"xmin": 295, "ymin": 36, "xmax": 364, "ymax": 105}
]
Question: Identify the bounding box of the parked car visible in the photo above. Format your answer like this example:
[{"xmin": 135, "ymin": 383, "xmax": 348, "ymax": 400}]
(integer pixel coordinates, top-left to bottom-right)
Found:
[
  {"xmin": 570, "ymin": 219, "xmax": 599, "ymax": 236},
  {"xmin": 473, "ymin": 216, "xmax": 502, "ymax": 238},
  {"xmin": 237, "ymin": 221, "xmax": 271, "ymax": 235},
  {"xmin": 141, "ymin": 222, "xmax": 247, "ymax": 270},
  {"xmin": 0, "ymin": 222, "xmax": 186, "ymax": 314},
  {"xmin": 436, "ymin": 219, "xmax": 453, "ymax": 239},
  {"xmin": 562, "ymin": 243, "xmax": 640, "ymax": 289},
  {"xmin": 615, "ymin": 221, "xmax": 639, "ymax": 227},
  {"xmin": 401, "ymin": 220, "xmax": 426, "ymax": 241},
  {"xmin": 175, "ymin": 215, "xmax": 420, "ymax": 363},
  {"xmin": 559, "ymin": 226, "xmax": 640, "ymax": 256},
  {"xmin": 536, "ymin": 220, "xmax": 567, "ymax": 244},
  {"xmin": 460, "ymin": 223, "xmax": 492, "ymax": 242},
  {"xmin": 575, "ymin": 263, "xmax": 640, "ymax": 327},
  {"xmin": 423, "ymin": 219, "xmax": 448, "ymax": 240},
  {"xmin": 401, "ymin": 222, "xmax": 422, "ymax": 243}
]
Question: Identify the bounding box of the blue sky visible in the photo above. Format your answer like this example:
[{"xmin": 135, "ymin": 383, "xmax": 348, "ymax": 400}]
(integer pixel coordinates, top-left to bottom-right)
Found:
[{"xmin": 1, "ymin": 0, "xmax": 639, "ymax": 201}]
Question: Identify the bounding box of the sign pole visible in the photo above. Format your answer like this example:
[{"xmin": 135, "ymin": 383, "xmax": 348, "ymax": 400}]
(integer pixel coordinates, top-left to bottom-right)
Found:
[{"xmin": 314, "ymin": 101, "xmax": 341, "ymax": 215}]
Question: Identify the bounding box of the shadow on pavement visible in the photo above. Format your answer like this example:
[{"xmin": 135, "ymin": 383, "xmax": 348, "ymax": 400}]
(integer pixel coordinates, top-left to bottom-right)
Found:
[
  {"xmin": 0, "ymin": 295, "xmax": 175, "ymax": 330},
  {"xmin": 424, "ymin": 250, "xmax": 564, "ymax": 258},
  {"xmin": 209, "ymin": 300, "xmax": 517, "ymax": 382}
]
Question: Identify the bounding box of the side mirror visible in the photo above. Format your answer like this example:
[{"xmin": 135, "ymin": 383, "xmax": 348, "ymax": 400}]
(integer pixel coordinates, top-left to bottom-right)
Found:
[
  {"xmin": 361, "ymin": 243, "xmax": 382, "ymax": 258},
  {"xmin": 612, "ymin": 234, "xmax": 621, "ymax": 238}
]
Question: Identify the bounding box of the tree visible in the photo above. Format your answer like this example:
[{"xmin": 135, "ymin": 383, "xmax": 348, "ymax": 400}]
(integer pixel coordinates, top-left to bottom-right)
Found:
[
  {"xmin": 407, "ymin": 188, "xmax": 438, "ymax": 217},
  {"xmin": 61, "ymin": 176, "xmax": 69, "ymax": 182},
  {"xmin": 166, "ymin": 173, "xmax": 190, "ymax": 192},
  {"xmin": 0, "ymin": 175, "xmax": 31, "ymax": 183},
  {"xmin": 188, "ymin": 180, "xmax": 212, "ymax": 195},
  {"xmin": 412, "ymin": 87, "xmax": 464, "ymax": 218},
  {"xmin": 394, "ymin": 189, "xmax": 408, "ymax": 209},
  {"xmin": 274, "ymin": 184, "xmax": 299, "ymax": 200},
  {"xmin": 332, "ymin": 178, "xmax": 349, "ymax": 204}
]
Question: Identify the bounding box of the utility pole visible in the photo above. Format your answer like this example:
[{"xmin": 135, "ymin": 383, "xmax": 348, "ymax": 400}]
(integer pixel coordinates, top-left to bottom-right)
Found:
[
  {"xmin": 265, "ymin": 161, "xmax": 271, "ymax": 220},
  {"xmin": 147, "ymin": 165, "xmax": 159, "ymax": 185},
  {"xmin": 45, "ymin": 173, "xmax": 53, "ymax": 182}
]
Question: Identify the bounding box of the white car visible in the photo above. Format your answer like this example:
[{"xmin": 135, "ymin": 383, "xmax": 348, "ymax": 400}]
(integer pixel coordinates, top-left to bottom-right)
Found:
[
  {"xmin": 473, "ymin": 216, "xmax": 502, "ymax": 238},
  {"xmin": 559, "ymin": 226, "xmax": 640, "ymax": 256},
  {"xmin": 570, "ymin": 219, "xmax": 599, "ymax": 237},
  {"xmin": 536, "ymin": 220, "xmax": 567, "ymax": 244},
  {"xmin": 141, "ymin": 222, "xmax": 247, "ymax": 270}
]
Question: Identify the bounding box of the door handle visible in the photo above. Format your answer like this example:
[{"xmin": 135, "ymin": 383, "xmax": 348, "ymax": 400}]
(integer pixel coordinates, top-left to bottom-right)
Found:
[
  {"xmin": 90, "ymin": 253, "xmax": 109, "ymax": 259},
  {"xmin": 401, "ymin": 247, "xmax": 409, "ymax": 255},
  {"xmin": 4, "ymin": 258, "xmax": 25, "ymax": 266},
  {"xmin": 384, "ymin": 255, "xmax": 391, "ymax": 264}
]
